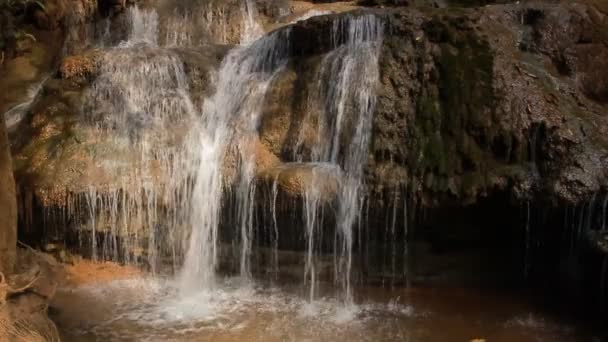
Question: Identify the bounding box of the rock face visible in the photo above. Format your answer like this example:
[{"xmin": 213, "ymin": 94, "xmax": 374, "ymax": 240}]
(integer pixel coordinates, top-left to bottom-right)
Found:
[
  {"xmin": 0, "ymin": 115, "xmax": 17, "ymax": 274},
  {"xmin": 12, "ymin": 45, "xmax": 226, "ymax": 201},
  {"xmin": 11, "ymin": 0, "xmax": 608, "ymax": 233},
  {"xmin": 257, "ymin": 1, "xmax": 608, "ymax": 210},
  {"xmin": 370, "ymin": 1, "xmax": 608, "ymax": 207}
]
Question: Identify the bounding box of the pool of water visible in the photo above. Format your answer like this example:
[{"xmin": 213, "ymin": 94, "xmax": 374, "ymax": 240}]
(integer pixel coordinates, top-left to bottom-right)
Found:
[{"xmin": 51, "ymin": 275, "xmax": 603, "ymax": 342}]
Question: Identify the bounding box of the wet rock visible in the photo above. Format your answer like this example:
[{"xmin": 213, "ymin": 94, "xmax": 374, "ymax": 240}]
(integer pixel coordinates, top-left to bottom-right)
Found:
[
  {"xmin": 516, "ymin": 2, "xmax": 608, "ymax": 104},
  {"xmin": 257, "ymin": 163, "xmax": 341, "ymax": 201},
  {"xmin": 257, "ymin": 0, "xmax": 291, "ymax": 18},
  {"xmin": 10, "ymin": 44, "xmax": 227, "ymax": 242}
]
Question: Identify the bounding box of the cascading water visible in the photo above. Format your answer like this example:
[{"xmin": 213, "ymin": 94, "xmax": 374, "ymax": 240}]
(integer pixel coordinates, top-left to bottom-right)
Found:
[
  {"xmin": 71, "ymin": 0, "xmax": 280, "ymax": 291},
  {"xmin": 66, "ymin": 0, "xmax": 271, "ymax": 279},
  {"xmin": 44, "ymin": 2, "xmax": 386, "ymax": 309},
  {"xmin": 172, "ymin": 10, "xmax": 385, "ymax": 305},
  {"xmin": 300, "ymin": 14, "xmax": 384, "ymax": 305},
  {"xmin": 23, "ymin": 1, "xmax": 390, "ymax": 331},
  {"xmin": 79, "ymin": 5, "xmax": 198, "ymax": 273},
  {"xmin": 180, "ymin": 27, "xmax": 291, "ymax": 291},
  {"xmin": 163, "ymin": 3, "xmax": 230, "ymax": 46}
]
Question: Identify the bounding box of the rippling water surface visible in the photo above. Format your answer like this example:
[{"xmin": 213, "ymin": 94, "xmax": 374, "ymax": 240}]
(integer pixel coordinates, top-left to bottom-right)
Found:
[{"xmin": 52, "ymin": 275, "xmax": 601, "ymax": 342}]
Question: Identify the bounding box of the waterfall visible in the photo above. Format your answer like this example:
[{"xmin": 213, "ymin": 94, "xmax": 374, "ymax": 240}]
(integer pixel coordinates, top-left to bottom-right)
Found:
[
  {"xmin": 70, "ymin": 3, "xmax": 199, "ymax": 273},
  {"xmin": 57, "ymin": 0, "xmax": 278, "ymax": 291},
  {"xmin": 179, "ymin": 28, "xmax": 291, "ymax": 292},
  {"xmin": 301, "ymin": 14, "xmax": 384, "ymax": 304},
  {"xmin": 40, "ymin": 0, "xmax": 385, "ymax": 306}
]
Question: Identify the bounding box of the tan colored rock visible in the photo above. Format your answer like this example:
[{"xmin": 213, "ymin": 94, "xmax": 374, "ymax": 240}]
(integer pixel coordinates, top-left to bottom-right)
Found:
[
  {"xmin": 59, "ymin": 50, "xmax": 101, "ymax": 82},
  {"xmin": 258, "ymin": 162, "xmax": 341, "ymax": 201}
]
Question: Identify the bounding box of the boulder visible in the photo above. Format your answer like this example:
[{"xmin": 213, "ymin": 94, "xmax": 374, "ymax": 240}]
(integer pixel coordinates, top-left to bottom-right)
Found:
[{"xmin": 257, "ymin": 163, "xmax": 341, "ymax": 202}]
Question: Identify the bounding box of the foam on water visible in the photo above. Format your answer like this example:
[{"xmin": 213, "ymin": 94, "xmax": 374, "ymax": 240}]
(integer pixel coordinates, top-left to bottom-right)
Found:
[
  {"xmin": 61, "ymin": 275, "xmax": 420, "ymax": 341},
  {"xmin": 56, "ymin": 274, "xmax": 596, "ymax": 342}
]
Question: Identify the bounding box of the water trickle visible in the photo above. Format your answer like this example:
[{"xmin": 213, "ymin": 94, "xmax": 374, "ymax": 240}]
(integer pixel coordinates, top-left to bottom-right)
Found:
[
  {"xmin": 271, "ymin": 174, "xmax": 280, "ymax": 278},
  {"xmin": 303, "ymin": 168, "xmax": 322, "ymax": 302},
  {"xmin": 390, "ymin": 191, "xmax": 399, "ymax": 285},
  {"xmin": 3, "ymin": 76, "xmax": 48, "ymax": 130},
  {"xmin": 86, "ymin": 187, "xmax": 98, "ymax": 261},
  {"xmin": 602, "ymin": 194, "xmax": 608, "ymax": 232},
  {"xmin": 65, "ymin": 3, "xmax": 201, "ymax": 275},
  {"xmin": 300, "ymin": 14, "xmax": 384, "ymax": 304},
  {"xmin": 524, "ymin": 201, "xmax": 531, "ymax": 279},
  {"xmin": 162, "ymin": 2, "xmax": 232, "ymax": 46},
  {"xmin": 240, "ymin": 0, "xmax": 264, "ymax": 44},
  {"xmin": 123, "ymin": 5, "xmax": 159, "ymax": 46}
]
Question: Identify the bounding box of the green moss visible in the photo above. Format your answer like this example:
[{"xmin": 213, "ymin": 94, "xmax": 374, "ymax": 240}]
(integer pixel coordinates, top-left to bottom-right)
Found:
[{"xmin": 411, "ymin": 15, "xmax": 499, "ymax": 198}]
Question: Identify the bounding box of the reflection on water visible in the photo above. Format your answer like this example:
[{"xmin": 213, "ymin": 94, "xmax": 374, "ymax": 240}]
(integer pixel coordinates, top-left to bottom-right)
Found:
[{"xmin": 52, "ymin": 275, "xmax": 601, "ymax": 342}]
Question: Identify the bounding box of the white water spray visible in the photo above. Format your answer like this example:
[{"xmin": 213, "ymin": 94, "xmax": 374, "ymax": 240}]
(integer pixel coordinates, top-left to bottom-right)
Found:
[
  {"xmin": 301, "ymin": 14, "xmax": 384, "ymax": 305},
  {"xmin": 179, "ymin": 28, "xmax": 291, "ymax": 291}
]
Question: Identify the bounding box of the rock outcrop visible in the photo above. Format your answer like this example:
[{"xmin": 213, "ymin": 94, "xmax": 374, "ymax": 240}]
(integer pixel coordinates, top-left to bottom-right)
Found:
[
  {"xmin": 370, "ymin": 1, "xmax": 608, "ymax": 207},
  {"xmin": 256, "ymin": 1, "xmax": 608, "ymax": 210},
  {"xmin": 10, "ymin": 0, "xmax": 608, "ymax": 236}
]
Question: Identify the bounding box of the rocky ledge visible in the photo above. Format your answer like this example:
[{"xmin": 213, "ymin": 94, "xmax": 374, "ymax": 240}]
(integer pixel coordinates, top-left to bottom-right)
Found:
[{"xmin": 8, "ymin": 0, "xmax": 608, "ymax": 236}]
